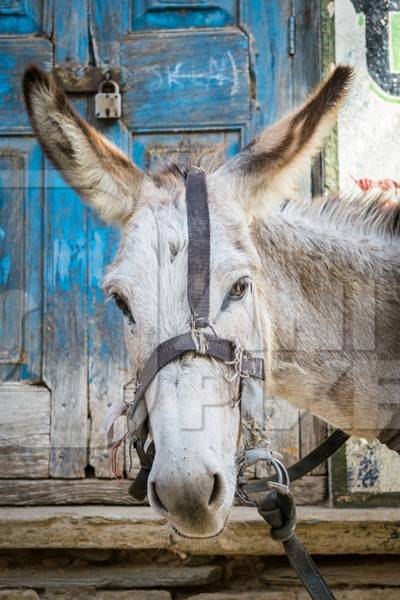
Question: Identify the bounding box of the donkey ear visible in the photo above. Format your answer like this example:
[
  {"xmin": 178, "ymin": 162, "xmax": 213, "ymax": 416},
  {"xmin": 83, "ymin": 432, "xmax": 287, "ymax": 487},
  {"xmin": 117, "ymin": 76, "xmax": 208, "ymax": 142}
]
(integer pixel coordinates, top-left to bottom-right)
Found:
[
  {"xmin": 222, "ymin": 65, "xmax": 353, "ymax": 213},
  {"xmin": 23, "ymin": 65, "xmax": 148, "ymax": 223}
]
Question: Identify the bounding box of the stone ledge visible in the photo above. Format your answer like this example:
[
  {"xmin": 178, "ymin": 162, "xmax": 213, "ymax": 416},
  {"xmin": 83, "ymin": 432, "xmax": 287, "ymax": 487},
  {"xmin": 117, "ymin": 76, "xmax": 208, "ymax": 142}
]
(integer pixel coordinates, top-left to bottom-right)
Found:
[
  {"xmin": 0, "ymin": 565, "xmax": 221, "ymax": 590},
  {"xmin": 1, "ymin": 506, "xmax": 399, "ymax": 555}
]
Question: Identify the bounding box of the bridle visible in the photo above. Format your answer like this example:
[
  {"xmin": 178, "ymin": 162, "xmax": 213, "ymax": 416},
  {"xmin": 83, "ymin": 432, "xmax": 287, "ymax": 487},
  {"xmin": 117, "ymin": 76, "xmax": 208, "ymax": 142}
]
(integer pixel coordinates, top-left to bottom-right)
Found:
[
  {"xmin": 118, "ymin": 167, "xmax": 271, "ymax": 496},
  {"xmin": 104, "ymin": 167, "xmax": 397, "ymax": 600}
]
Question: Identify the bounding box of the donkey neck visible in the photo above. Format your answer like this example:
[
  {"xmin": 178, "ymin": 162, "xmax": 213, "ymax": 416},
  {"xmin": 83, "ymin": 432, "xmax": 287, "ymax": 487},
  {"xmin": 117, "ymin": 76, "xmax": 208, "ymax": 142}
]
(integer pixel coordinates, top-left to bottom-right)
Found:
[{"xmin": 253, "ymin": 208, "xmax": 400, "ymax": 438}]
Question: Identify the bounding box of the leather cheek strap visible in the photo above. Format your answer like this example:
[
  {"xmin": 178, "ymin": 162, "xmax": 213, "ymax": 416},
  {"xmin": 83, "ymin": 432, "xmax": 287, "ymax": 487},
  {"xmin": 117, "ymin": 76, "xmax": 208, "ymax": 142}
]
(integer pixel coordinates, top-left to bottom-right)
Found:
[{"xmin": 186, "ymin": 169, "xmax": 211, "ymax": 328}]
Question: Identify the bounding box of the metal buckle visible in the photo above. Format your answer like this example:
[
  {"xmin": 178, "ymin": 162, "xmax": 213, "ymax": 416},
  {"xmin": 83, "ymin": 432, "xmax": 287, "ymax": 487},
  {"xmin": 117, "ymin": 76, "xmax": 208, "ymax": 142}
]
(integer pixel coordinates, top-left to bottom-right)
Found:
[{"xmin": 235, "ymin": 448, "xmax": 290, "ymax": 507}]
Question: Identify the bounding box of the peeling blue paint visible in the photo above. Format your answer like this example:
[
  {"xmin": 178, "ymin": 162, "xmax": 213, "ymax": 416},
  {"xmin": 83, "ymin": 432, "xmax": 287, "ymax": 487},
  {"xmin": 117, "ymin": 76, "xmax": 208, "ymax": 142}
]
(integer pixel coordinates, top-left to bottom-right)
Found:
[
  {"xmin": 0, "ymin": 254, "xmax": 10, "ymax": 286},
  {"xmin": 356, "ymin": 450, "xmax": 380, "ymax": 488}
]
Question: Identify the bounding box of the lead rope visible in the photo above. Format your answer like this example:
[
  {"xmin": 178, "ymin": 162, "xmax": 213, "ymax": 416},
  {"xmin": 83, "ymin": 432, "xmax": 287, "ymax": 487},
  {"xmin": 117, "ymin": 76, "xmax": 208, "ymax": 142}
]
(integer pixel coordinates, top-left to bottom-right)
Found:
[{"xmin": 236, "ymin": 431, "xmax": 349, "ymax": 600}]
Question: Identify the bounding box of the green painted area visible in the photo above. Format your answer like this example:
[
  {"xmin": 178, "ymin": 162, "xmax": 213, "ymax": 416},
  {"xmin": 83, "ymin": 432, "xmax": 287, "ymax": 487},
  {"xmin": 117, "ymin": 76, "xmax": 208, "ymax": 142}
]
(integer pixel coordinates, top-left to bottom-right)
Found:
[
  {"xmin": 370, "ymin": 80, "xmax": 400, "ymax": 104},
  {"xmin": 390, "ymin": 12, "xmax": 400, "ymax": 73},
  {"xmin": 358, "ymin": 13, "xmax": 365, "ymax": 27}
]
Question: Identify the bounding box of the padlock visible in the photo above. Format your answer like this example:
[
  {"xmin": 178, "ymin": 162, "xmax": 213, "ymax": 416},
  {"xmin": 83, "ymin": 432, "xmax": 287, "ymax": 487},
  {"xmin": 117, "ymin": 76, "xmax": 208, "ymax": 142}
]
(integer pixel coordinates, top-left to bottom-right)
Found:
[{"xmin": 95, "ymin": 79, "xmax": 121, "ymax": 119}]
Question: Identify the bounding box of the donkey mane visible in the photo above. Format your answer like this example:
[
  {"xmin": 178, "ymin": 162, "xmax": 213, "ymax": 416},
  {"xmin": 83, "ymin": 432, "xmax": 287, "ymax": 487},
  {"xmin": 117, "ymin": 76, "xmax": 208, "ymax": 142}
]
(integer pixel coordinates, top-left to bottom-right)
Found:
[
  {"xmin": 152, "ymin": 152, "xmax": 400, "ymax": 248},
  {"xmin": 150, "ymin": 147, "xmax": 226, "ymax": 188},
  {"xmin": 281, "ymin": 194, "xmax": 400, "ymax": 243}
]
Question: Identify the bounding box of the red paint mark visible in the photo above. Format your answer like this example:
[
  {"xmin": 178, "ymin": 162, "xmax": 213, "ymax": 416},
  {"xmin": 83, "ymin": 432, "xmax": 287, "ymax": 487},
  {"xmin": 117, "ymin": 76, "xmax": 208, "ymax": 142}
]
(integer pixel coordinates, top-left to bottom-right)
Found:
[{"xmin": 353, "ymin": 177, "xmax": 400, "ymax": 193}]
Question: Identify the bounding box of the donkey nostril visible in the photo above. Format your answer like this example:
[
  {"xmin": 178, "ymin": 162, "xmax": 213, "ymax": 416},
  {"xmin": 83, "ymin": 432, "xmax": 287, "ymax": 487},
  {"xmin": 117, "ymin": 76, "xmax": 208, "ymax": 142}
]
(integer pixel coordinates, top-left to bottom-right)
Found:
[{"xmin": 208, "ymin": 472, "xmax": 225, "ymax": 508}]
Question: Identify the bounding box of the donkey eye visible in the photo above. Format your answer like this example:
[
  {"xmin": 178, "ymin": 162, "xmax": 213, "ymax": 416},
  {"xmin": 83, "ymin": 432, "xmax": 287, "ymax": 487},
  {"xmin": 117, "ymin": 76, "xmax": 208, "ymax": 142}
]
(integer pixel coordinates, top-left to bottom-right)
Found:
[
  {"xmin": 112, "ymin": 293, "xmax": 135, "ymax": 322},
  {"xmin": 229, "ymin": 277, "xmax": 250, "ymax": 300}
]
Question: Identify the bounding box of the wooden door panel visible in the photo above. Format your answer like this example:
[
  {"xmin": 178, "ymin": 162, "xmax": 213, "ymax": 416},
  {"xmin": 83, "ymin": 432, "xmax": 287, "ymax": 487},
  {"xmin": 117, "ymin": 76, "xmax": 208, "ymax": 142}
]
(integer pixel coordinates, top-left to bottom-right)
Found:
[
  {"xmin": 87, "ymin": 212, "xmax": 129, "ymax": 478},
  {"xmin": 89, "ymin": 0, "xmax": 129, "ymax": 65},
  {"xmin": 132, "ymin": 0, "xmax": 237, "ymax": 30},
  {"xmin": 53, "ymin": 0, "xmax": 88, "ymax": 66},
  {"xmin": 121, "ymin": 29, "xmax": 250, "ymax": 129},
  {"xmin": 0, "ymin": 38, "xmax": 51, "ymax": 134},
  {"xmin": 0, "ymin": 0, "xmax": 48, "ymax": 34},
  {"xmin": 132, "ymin": 130, "xmax": 240, "ymax": 169},
  {"xmin": 0, "ymin": 138, "xmax": 43, "ymax": 383},
  {"xmin": 0, "ymin": 384, "xmax": 50, "ymax": 477},
  {"xmin": 43, "ymin": 144, "xmax": 89, "ymax": 478},
  {"xmin": 0, "ymin": 151, "xmax": 24, "ymax": 366},
  {"xmin": 41, "ymin": 98, "xmax": 89, "ymax": 478},
  {"xmin": 86, "ymin": 119, "xmax": 131, "ymax": 478},
  {"xmin": 239, "ymin": 1, "xmax": 294, "ymax": 142}
]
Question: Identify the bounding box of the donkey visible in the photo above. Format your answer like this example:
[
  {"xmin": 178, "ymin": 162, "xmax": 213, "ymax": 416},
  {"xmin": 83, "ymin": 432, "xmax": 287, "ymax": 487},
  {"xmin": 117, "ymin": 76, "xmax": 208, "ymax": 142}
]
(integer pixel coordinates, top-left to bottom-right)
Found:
[{"xmin": 23, "ymin": 64, "xmax": 400, "ymax": 538}]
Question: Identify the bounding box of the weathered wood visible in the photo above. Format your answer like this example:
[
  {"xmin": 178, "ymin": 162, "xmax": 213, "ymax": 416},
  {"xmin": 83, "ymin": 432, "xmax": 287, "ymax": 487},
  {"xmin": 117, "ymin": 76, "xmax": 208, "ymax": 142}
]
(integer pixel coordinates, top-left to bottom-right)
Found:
[
  {"xmin": 299, "ymin": 412, "xmax": 328, "ymax": 475},
  {"xmin": 0, "ymin": 39, "xmax": 52, "ymax": 134},
  {"xmin": 1, "ymin": 506, "xmax": 400, "ymax": 555},
  {"xmin": 0, "ymin": 0, "xmax": 43, "ymax": 35},
  {"xmin": 0, "ymin": 475, "xmax": 324, "ymax": 506},
  {"xmin": 0, "ymin": 480, "xmax": 137, "ymax": 506},
  {"xmin": 240, "ymin": 1, "xmax": 293, "ymax": 140},
  {"xmin": 132, "ymin": 1, "xmax": 236, "ymax": 30},
  {"xmin": 132, "ymin": 130, "xmax": 241, "ymax": 172},
  {"xmin": 53, "ymin": 0, "xmax": 88, "ymax": 67},
  {"xmin": 52, "ymin": 67, "xmax": 121, "ymax": 93},
  {"xmin": 0, "ymin": 384, "xmax": 50, "ymax": 478},
  {"xmin": 89, "ymin": 0, "xmax": 129, "ymax": 66},
  {"xmin": 291, "ymin": 475, "xmax": 326, "ymax": 503},
  {"xmin": 85, "ymin": 104, "xmax": 132, "ymax": 478},
  {"xmin": 256, "ymin": 397, "xmax": 300, "ymax": 473},
  {"xmin": 0, "ymin": 138, "xmax": 43, "ymax": 384},
  {"xmin": 86, "ymin": 213, "xmax": 130, "ymax": 478},
  {"xmin": 0, "ymin": 565, "xmax": 221, "ymax": 589},
  {"xmin": 43, "ymin": 106, "xmax": 89, "ymax": 478},
  {"xmin": 121, "ymin": 30, "xmax": 250, "ymax": 130},
  {"xmin": 0, "ymin": 151, "xmax": 24, "ymax": 365},
  {"xmin": 293, "ymin": 0, "xmax": 322, "ymax": 199},
  {"xmin": 87, "ymin": 88, "xmax": 133, "ymax": 478}
]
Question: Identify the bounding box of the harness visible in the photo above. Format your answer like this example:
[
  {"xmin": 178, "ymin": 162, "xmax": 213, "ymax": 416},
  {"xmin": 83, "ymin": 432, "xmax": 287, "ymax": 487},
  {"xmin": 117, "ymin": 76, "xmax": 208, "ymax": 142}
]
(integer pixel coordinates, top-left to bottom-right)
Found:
[{"xmin": 104, "ymin": 167, "xmax": 397, "ymax": 600}]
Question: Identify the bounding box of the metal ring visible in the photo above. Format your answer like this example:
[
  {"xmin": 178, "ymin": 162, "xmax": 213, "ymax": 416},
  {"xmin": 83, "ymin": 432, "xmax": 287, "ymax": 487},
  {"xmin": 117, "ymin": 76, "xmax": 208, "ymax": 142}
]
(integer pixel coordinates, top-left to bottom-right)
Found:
[
  {"xmin": 268, "ymin": 456, "xmax": 290, "ymax": 488},
  {"xmin": 235, "ymin": 458, "xmax": 257, "ymax": 506},
  {"xmin": 235, "ymin": 451, "xmax": 291, "ymax": 506}
]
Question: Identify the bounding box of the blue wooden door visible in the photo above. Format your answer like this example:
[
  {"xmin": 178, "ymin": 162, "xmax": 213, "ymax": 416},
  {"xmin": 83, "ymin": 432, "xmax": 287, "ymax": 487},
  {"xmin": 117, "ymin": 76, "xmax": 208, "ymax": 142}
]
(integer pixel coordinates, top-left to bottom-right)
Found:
[{"xmin": 0, "ymin": 1, "xmax": 321, "ymax": 503}]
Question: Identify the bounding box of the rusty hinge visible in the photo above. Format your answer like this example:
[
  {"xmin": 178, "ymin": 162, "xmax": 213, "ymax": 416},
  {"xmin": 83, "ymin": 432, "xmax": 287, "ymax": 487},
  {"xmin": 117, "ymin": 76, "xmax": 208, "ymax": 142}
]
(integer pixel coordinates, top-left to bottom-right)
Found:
[{"xmin": 289, "ymin": 15, "xmax": 296, "ymax": 56}]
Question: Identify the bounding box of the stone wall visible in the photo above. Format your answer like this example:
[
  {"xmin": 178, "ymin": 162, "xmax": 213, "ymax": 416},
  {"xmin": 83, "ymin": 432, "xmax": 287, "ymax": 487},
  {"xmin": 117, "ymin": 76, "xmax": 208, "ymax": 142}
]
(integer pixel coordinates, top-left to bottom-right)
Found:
[
  {"xmin": 1, "ymin": 549, "xmax": 400, "ymax": 599},
  {"xmin": 1, "ymin": 504, "xmax": 400, "ymax": 598}
]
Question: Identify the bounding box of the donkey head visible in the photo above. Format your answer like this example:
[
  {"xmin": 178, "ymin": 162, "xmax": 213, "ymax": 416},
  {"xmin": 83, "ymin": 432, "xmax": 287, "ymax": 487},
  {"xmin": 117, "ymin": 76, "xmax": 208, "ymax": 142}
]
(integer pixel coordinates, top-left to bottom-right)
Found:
[{"xmin": 23, "ymin": 64, "xmax": 352, "ymax": 537}]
